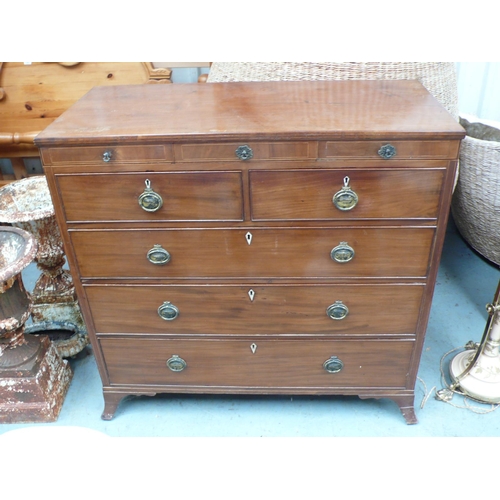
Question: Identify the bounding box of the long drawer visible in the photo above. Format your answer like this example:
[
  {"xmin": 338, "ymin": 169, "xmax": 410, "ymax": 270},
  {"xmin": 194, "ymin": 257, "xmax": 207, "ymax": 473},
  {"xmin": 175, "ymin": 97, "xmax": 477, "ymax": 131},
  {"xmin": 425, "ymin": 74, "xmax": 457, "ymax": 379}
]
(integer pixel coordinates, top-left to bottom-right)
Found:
[
  {"xmin": 71, "ymin": 227, "xmax": 434, "ymax": 279},
  {"xmin": 41, "ymin": 139, "xmax": 459, "ymax": 166},
  {"xmin": 250, "ymin": 169, "xmax": 445, "ymax": 220},
  {"xmin": 55, "ymin": 171, "xmax": 244, "ymax": 222},
  {"xmin": 100, "ymin": 337, "xmax": 414, "ymax": 388},
  {"xmin": 85, "ymin": 283, "xmax": 424, "ymax": 336}
]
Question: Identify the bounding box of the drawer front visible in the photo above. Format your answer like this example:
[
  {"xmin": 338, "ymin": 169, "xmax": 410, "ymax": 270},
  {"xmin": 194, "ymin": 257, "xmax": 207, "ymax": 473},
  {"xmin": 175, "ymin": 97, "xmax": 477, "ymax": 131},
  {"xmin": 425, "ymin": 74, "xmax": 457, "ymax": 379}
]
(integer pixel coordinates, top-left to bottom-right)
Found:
[
  {"xmin": 71, "ymin": 227, "xmax": 434, "ymax": 279},
  {"xmin": 250, "ymin": 169, "xmax": 444, "ymax": 220},
  {"xmin": 174, "ymin": 141, "xmax": 315, "ymax": 161},
  {"xmin": 318, "ymin": 140, "xmax": 459, "ymax": 159},
  {"xmin": 100, "ymin": 337, "xmax": 414, "ymax": 388},
  {"xmin": 85, "ymin": 284, "xmax": 424, "ymax": 336},
  {"xmin": 56, "ymin": 171, "xmax": 244, "ymax": 222},
  {"xmin": 41, "ymin": 145, "xmax": 173, "ymax": 165}
]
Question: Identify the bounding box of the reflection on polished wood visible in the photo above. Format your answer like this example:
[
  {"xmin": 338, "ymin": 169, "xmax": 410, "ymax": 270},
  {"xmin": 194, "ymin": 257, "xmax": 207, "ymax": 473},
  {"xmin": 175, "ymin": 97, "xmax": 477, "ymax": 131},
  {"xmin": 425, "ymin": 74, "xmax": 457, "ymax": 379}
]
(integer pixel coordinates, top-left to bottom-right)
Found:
[{"xmin": 36, "ymin": 80, "xmax": 465, "ymax": 423}]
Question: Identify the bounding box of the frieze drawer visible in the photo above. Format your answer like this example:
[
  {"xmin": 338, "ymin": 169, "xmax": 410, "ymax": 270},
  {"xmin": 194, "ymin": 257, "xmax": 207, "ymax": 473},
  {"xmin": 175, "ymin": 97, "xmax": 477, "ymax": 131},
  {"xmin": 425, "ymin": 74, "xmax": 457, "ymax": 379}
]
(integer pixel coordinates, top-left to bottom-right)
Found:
[
  {"xmin": 318, "ymin": 140, "xmax": 460, "ymax": 160},
  {"xmin": 174, "ymin": 141, "xmax": 316, "ymax": 161},
  {"xmin": 40, "ymin": 144, "xmax": 174, "ymax": 165}
]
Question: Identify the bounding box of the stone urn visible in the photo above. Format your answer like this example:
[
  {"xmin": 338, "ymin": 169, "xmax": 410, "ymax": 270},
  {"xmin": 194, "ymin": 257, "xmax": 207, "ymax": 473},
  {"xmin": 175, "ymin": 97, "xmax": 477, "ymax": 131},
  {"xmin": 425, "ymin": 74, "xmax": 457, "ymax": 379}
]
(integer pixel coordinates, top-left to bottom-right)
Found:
[
  {"xmin": 0, "ymin": 225, "xmax": 72, "ymax": 422},
  {"xmin": 0, "ymin": 176, "xmax": 88, "ymax": 357}
]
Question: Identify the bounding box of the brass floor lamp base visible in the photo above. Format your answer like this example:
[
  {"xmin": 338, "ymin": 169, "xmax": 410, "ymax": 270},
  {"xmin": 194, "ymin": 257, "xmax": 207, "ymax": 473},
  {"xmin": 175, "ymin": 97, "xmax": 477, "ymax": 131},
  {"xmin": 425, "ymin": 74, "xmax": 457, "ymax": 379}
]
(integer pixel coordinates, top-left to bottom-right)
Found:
[
  {"xmin": 450, "ymin": 348, "xmax": 500, "ymax": 404},
  {"xmin": 448, "ymin": 280, "xmax": 500, "ymax": 405}
]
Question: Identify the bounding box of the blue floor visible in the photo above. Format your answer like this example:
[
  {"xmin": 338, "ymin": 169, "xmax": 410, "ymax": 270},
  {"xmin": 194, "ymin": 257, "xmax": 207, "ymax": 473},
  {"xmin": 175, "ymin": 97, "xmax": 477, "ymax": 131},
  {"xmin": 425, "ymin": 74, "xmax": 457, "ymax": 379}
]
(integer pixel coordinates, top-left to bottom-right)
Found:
[{"xmin": 1, "ymin": 215, "xmax": 499, "ymax": 439}]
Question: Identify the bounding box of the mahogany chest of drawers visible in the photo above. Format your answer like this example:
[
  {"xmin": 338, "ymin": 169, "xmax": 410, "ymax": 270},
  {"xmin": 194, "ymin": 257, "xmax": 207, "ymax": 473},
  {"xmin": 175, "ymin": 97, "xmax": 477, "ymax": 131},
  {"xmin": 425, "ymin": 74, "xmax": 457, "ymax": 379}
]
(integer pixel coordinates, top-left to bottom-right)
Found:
[{"xmin": 35, "ymin": 80, "xmax": 465, "ymax": 424}]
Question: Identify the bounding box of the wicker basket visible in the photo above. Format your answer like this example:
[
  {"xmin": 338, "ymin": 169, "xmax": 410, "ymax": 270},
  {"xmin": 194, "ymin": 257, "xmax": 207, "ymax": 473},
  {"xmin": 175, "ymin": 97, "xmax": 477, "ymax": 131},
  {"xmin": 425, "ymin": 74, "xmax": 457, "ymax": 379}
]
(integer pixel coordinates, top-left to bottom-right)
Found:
[
  {"xmin": 451, "ymin": 116, "xmax": 500, "ymax": 266},
  {"xmin": 207, "ymin": 62, "xmax": 459, "ymax": 119}
]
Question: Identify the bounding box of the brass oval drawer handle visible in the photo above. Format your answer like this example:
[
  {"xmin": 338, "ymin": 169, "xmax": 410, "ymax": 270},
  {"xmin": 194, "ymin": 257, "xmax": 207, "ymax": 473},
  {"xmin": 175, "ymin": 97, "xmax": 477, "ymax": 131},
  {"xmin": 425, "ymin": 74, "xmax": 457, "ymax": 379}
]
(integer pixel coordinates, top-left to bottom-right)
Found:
[
  {"xmin": 235, "ymin": 144, "xmax": 253, "ymax": 160},
  {"xmin": 147, "ymin": 244, "xmax": 171, "ymax": 265},
  {"xmin": 323, "ymin": 356, "xmax": 344, "ymax": 374},
  {"xmin": 332, "ymin": 176, "xmax": 358, "ymax": 211},
  {"xmin": 158, "ymin": 301, "xmax": 179, "ymax": 321},
  {"xmin": 166, "ymin": 355, "xmax": 187, "ymax": 372},
  {"xmin": 138, "ymin": 179, "xmax": 163, "ymax": 212},
  {"xmin": 326, "ymin": 301, "xmax": 349, "ymax": 320},
  {"xmin": 331, "ymin": 242, "xmax": 355, "ymax": 263},
  {"xmin": 102, "ymin": 150, "xmax": 113, "ymax": 162},
  {"xmin": 378, "ymin": 143, "xmax": 396, "ymax": 159}
]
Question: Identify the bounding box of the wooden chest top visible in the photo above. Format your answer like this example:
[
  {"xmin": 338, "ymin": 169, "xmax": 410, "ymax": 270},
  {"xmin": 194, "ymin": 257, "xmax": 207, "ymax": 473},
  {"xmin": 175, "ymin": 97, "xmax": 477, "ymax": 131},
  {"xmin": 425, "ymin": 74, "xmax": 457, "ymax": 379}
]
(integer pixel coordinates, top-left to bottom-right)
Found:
[{"xmin": 34, "ymin": 80, "xmax": 464, "ymax": 146}]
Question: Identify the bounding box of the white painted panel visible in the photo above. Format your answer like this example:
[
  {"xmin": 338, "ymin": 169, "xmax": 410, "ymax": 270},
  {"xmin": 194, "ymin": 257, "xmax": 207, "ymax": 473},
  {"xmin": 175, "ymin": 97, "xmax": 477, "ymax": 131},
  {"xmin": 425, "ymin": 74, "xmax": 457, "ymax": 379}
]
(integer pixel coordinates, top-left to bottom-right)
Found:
[
  {"xmin": 456, "ymin": 62, "xmax": 488, "ymax": 115},
  {"xmin": 480, "ymin": 63, "xmax": 500, "ymax": 122},
  {"xmin": 456, "ymin": 62, "xmax": 500, "ymax": 122}
]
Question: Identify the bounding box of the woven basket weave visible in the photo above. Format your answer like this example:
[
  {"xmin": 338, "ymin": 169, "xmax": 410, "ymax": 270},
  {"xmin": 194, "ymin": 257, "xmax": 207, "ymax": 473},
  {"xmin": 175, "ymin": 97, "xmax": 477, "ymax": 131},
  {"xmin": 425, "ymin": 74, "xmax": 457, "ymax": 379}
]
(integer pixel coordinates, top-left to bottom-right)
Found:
[
  {"xmin": 207, "ymin": 62, "xmax": 459, "ymax": 119},
  {"xmin": 451, "ymin": 116, "xmax": 500, "ymax": 266}
]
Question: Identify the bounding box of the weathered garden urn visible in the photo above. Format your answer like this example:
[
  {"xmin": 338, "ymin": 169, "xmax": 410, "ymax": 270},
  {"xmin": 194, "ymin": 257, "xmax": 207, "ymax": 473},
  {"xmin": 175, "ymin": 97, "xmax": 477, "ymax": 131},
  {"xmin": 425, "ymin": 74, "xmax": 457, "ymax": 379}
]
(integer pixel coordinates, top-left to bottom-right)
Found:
[
  {"xmin": 0, "ymin": 176, "xmax": 88, "ymax": 357},
  {"xmin": 0, "ymin": 225, "xmax": 72, "ymax": 423}
]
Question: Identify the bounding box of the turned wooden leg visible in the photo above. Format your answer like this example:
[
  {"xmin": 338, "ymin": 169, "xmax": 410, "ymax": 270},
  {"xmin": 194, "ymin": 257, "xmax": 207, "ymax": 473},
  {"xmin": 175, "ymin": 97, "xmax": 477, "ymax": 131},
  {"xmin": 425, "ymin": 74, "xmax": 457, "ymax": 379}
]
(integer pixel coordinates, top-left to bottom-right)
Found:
[{"xmin": 10, "ymin": 158, "xmax": 28, "ymax": 180}]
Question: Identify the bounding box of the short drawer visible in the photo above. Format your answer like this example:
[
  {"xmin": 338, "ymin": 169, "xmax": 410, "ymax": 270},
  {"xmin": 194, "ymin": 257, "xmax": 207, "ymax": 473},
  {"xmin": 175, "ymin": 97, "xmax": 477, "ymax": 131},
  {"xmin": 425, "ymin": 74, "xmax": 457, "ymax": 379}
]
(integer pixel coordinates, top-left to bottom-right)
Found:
[
  {"xmin": 71, "ymin": 227, "xmax": 434, "ymax": 279},
  {"xmin": 174, "ymin": 141, "xmax": 315, "ymax": 162},
  {"xmin": 85, "ymin": 283, "xmax": 424, "ymax": 336},
  {"xmin": 250, "ymin": 168, "xmax": 444, "ymax": 220},
  {"xmin": 41, "ymin": 145, "xmax": 173, "ymax": 165},
  {"xmin": 55, "ymin": 171, "xmax": 244, "ymax": 222},
  {"xmin": 100, "ymin": 337, "xmax": 414, "ymax": 388},
  {"xmin": 318, "ymin": 140, "xmax": 460, "ymax": 160}
]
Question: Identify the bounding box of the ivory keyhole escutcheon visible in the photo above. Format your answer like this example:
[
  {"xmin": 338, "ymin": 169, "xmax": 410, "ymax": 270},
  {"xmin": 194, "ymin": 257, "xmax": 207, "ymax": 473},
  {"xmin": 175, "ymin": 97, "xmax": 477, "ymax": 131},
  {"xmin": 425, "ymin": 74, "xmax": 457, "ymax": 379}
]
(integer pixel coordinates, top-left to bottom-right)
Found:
[
  {"xmin": 246, "ymin": 232, "xmax": 253, "ymax": 245},
  {"xmin": 248, "ymin": 289, "xmax": 255, "ymax": 301},
  {"xmin": 250, "ymin": 343, "xmax": 257, "ymax": 354}
]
